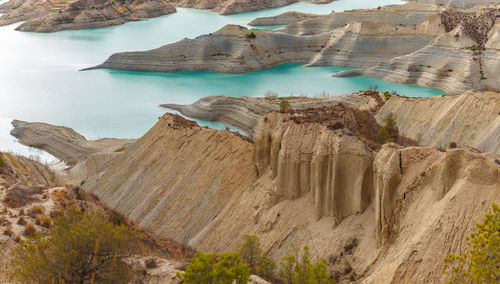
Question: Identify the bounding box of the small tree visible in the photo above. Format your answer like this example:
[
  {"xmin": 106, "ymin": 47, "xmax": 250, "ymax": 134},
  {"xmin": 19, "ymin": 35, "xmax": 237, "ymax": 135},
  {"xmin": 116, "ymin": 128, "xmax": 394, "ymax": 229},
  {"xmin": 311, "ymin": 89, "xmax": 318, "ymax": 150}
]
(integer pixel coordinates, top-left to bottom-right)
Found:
[
  {"xmin": 383, "ymin": 91, "xmax": 391, "ymax": 101},
  {"xmin": 11, "ymin": 209, "xmax": 138, "ymax": 284},
  {"xmin": 375, "ymin": 127, "xmax": 390, "ymax": 144},
  {"xmin": 384, "ymin": 113, "xmax": 398, "ymax": 138},
  {"xmin": 443, "ymin": 203, "xmax": 499, "ymax": 283},
  {"xmin": 239, "ymin": 234, "xmax": 263, "ymax": 271},
  {"xmin": 279, "ymin": 246, "xmax": 335, "ymax": 284},
  {"xmin": 180, "ymin": 252, "xmax": 251, "ymax": 284},
  {"xmin": 258, "ymin": 255, "xmax": 277, "ymax": 281},
  {"xmin": 280, "ymin": 100, "xmax": 292, "ymax": 113}
]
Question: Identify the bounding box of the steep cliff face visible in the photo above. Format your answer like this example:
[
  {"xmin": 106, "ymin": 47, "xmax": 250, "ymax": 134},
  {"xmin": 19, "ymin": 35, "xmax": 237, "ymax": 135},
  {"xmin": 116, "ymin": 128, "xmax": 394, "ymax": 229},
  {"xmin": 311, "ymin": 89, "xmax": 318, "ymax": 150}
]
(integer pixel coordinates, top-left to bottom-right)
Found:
[
  {"xmin": 10, "ymin": 120, "xmax": 133, "ymax": 166},
  {"xmin": 333, "ymin": 8, "xmax": 500, "ymax": 95},
  {"xmin": 376, "ymin": 91, "xmax": 500, "ymax": 154},
  {"xmin": 307, "ymin": 17, "xmax": 444, "ymax": 68},
  {"xmin": 86, "ymin": 114, "xmax": 257, "ymax": 244},
  {"xmin": 0, "ymin": 0, "xmax": 176, "ymax": 32},
  {"xmin": 253, "ymin": 112, "xmax": 374, "ymax": 221},
  {"xmin": 88, "ymin": 25, "xmax": 329, "ymax": 74},
  {"xmin": 178, "ymin": 0, "xmax": 333, "ymax": 15},
  {"xmin": 368, "ymin": 144, "xmax": 500, "ymax": 283},
  {"xmin": 280, "ymin": 3, "xmax": 443, "ymax": 36},
  {"xmin": 0, "ymin": 0, "xmax": 333, "ymax": 32}
]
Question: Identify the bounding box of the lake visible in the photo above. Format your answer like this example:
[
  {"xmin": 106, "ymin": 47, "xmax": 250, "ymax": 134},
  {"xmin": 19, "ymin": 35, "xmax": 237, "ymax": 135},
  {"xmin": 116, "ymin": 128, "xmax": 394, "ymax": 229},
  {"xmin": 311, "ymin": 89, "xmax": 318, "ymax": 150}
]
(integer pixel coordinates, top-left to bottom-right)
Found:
[{"xmin": 0, "ymin": 0, "xmax": 446, "ymax": 161}]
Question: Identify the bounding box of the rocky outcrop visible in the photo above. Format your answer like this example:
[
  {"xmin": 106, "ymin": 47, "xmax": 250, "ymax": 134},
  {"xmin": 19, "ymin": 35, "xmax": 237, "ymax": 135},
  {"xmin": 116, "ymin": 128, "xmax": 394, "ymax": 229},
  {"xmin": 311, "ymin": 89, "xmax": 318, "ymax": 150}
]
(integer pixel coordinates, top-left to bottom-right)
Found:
[
  {"xmin": 376, "ymin": 91, "xmax": 500, "ymax": 154},
  {"xmin": 87, "ymin": 25, "xmax": 330, "ymax": 73},
  {"xmin": 248, "ymin": 11, "xmax": 318, "ymax": 26},
  {"xmin": 11, "ymin": 95, "xmax": 500, "ymax": 282},
  {"xmin": 333, "ymin": 8, "xmax": 500, "ymax": 95},
  {"xmin": 369, "ymin": 143, "xmax": 500, "ymax": 282},
  {"xmin": 161, "ymin": 95, "xmax": 276, "ymax": 137},
  {"xmin": 280, "ymin": 3, "xmax": 443, "ymax": 36},
  {"xmin": 0, "ymin": 0, "xmax": 333, "ymax": 32},
  {"xmin": 178, "ymin": 0, "xmax": 333, "ymax": 15},
  {"xmin": 253, "ymin": 112, "xmax": 375, "ymax": 220},
  {"xmin": 161, "ymin": 91, "xmax": 383, "ymax": 138},
  {"xmin": 10, "ymin": 120, "xmax": 133, "ymax": 165},
  {"xmin": 409, "ymin": 0, "xmax": 500, "ymax": 8},
  {"xmin": 0, "ymin": 0, "xmax": 176, "ymax": 32},
  {"xmin": 306, "ymin": 16, "xmax": 444, "ymax": 68}
]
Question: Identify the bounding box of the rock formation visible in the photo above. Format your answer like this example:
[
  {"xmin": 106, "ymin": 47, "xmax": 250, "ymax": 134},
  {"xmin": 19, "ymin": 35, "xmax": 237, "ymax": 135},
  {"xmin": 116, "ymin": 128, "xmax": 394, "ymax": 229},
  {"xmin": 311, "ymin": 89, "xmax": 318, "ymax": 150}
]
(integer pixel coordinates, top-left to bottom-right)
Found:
[
  {"xmin": 0, "ymin": 0, "xmax": 333, "ymax": 32},
  {"xmin": 9, "ymin": 89, "xmax": 500, "ymax": 282},
  {"xmin": 248, "ymin": 11, "xmax": 318, "ymax": 26},
  {"xmin": 85, "ymin": 25, "xmax": 330, "ymax": 73},
  {"xmin": 279, "ymin": 2, "xmax": 443, "ymax": 36},
  {"xmin": 161, "ymin": 91, "xmax": 383, "ymax": 138},
  {"xmin": 333, "ymin": 7, "xmax": 500, "ymax": 95},
  {"xmin": 409, "ymin": 0, "xmax": 500, "ymax": 8},
  {"xmin": 376, "ymin": 90, "xmax": 500, "ymax": 154},
  {"xmin": 161, "ymin": 95, "xmax": 277, "ymax": 137},
  {"xmin": 0, "ymin": 0, "xmax": 176, "ymax": 32},
  {"xmin": 10, "ymin": 120, "xmax": 133, "ymax": 166}
]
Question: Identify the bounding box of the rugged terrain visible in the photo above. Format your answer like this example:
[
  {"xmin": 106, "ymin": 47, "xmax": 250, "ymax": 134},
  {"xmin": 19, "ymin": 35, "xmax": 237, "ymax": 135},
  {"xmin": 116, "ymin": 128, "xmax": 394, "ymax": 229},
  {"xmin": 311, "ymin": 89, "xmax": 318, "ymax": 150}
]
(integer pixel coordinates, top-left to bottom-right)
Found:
[
  {"xmin": 0, "ymin": 0, "xmax": 332, "ymax": 32},
  {"xmin": 91, "ymin": 3, "xmax": 500, "ymax": 94},
  {"xmin": 0, "ymin": 151, "xmax": 197, "ymax": 283},
  {"xmin": 10, "ymin": 88, "xmax": 500, "ymax": 282}
]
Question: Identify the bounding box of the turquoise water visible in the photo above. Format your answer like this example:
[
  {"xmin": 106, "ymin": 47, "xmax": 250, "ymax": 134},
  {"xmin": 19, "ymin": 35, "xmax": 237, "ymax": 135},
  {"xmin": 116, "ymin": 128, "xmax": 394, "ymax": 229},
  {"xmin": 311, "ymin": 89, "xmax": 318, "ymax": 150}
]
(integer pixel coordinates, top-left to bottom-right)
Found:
[{"xmin": 0, "ymin": 0, "xmax": 446, "ymax": 161}]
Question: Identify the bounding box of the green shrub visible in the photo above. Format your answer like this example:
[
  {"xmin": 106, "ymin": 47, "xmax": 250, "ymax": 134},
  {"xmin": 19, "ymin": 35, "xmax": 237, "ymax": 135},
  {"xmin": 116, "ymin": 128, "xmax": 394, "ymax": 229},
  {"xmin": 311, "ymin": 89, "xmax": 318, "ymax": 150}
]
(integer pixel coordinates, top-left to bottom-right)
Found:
[
  {"xmin": 179, "ymin": 251, "xmax": 251, "ymax": 284},
  {"xmin": 279, "ymin": 246, "xmax": 335, "ymax": 284},
  {"xmin": 384, "ymin": 113, "xmax": 399, "ymax": 138},
  {"xmin": 443, "ymin": 203, "xmax": 499, "ymax": 283},
  {"xmin": 239, "ymin": 235, "xmax": 263, "ymax": 270},
  {"xmin": 0, "ymin": 154, "xmax": 6, "ymax": 168},
  {"xmin": 247, "ymin": 32, "xmax": 257, "ymax": 38},
  {"xmin": 10, "ymin": 209, "xmax": 138, "ymax": 284},
  {"xmin": 383, "ymin": 91, "xmax": 391, "ymax": 101},
  {"xmin": 258, "ymin": 255, "xmax": 277, "ymax": 281},
  {"xmin": 280, "ymin": 100, "xmax": 292, "ymax": 113},
  {"xmin": 375, "ymin": 127, "xmax": 390, "ymax": 144}
]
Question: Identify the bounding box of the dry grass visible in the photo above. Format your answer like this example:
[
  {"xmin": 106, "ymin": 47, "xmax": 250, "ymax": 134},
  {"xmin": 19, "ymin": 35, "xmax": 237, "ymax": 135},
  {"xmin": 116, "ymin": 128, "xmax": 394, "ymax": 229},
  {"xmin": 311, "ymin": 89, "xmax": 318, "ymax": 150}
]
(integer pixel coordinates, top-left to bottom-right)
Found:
[
  {"xmin": 23, "ymin": 223, "xmax": 36, "ymax": 236},
  {"xmin": 35, "ymin": 214, "xmax": 50, "ymax": 228}
]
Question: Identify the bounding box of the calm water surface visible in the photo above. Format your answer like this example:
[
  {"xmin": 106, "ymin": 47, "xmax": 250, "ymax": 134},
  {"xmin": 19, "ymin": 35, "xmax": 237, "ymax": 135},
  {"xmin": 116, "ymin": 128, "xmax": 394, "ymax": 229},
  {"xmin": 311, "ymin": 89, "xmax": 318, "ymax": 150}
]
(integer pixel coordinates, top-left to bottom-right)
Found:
[{"xmin": 0, "ymin": 0, "xmax": 446, "ymax": 160}]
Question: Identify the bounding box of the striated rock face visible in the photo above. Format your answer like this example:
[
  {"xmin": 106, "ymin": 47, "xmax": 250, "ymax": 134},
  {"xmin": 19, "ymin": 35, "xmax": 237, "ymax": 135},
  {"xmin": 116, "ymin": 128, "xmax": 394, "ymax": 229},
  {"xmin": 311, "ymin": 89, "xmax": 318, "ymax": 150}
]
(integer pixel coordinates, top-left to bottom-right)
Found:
[
  {"xmin": 161, "ymin": 95, "xmax": 276, "ymax": 137},
  {"xmin": 369, "ymin": 143, "xmax": 500, "ymax": 282},
  {"xmin": 88, "ymin": 25, "xmax": 330, "ymax": 73},
  {"xmin": 0, "ymin": 0, "xmax": 176, "ymax": 32},
  {"xmin": 178, "ymin": 0, "xmax": 333, "ymax": 15},
  {"xmin": 10, "ymin": 120, "xmax": 133, "ymax": 165},
  {"xmin": 0, "ymin": 0, "xmax": 334, "ymax": 32},
  {"xmin": 85, "ymin": 114, "xmax": 258, "ymax": 245},
  {"xmin": 12, "ymin": 97, "xmax": 500, "ymax": 282},
  {"xmin": 248, "ymin": 11, "xmax": 319, "ymax": 26},
  {"xmin": 280, "ymin": 3, "xmax": 443, "ymax": 36},
  {"xmin": 253, "ymin": 112, "xmax": 375, "ymax": 220},
  {"xmin": 333, "ymin": 8, "xmax": 500, "ymax": 95},
  {"xmin": 409, "ymin": 0, "xmax": 500, "ymax": 8},
  {"xmin": 376, "ymin": 91, "xmax": 500, "ymax": 154},
  {"xmin": 307, "ymin": 17, "xmax": 444, "ymax": 68},
  {"xmin": 161, "ymin": 91, "xmax": 383, "ymax": 139}
]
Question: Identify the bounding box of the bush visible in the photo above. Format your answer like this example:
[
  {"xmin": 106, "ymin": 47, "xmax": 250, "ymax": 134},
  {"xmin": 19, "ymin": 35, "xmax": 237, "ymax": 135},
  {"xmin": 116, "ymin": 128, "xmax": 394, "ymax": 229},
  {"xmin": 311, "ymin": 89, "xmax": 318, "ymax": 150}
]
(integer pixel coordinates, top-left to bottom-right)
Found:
[
  {"xmin": 384, "ymin": 113, "xmax": 399, "ymax": 138},
  {"xmin": 0, "ymin": 154, "xmax": 6, "ymax": 168},
  {"xmin": 247, "ymin": 32, "xmax": 256, "ymax": 38},
  {"xmin": 10, "ymin": 209, "xmax": 139, "ymax": 284},
  {"xmin": 23, "ymin": 223, "xmax": 36, "ymax": 236},
  {"xmin": 35, "ymin": 214, "xmax": 50, "ymax": 228},
  {"xmin": 239, "ymin": 235, "xmax": 263, "ymax": 270},
  {"xmin": 179, "ymin": 251, "xmax": 251, "ymax": 284},
  {"xmin": 258, "ymin": 255, "xmax": 277, "ymax": 281},
  {"xmin": 279, "ymin": 246, "xmax": 335, "ymax": 284},
  {"xmin": 443, "ymin": 203, "xmax": 499, "ymax": 283},
  {"xmin": 375, "ymin": 127, "xmax": 390, "ymax": 144},
  {"xmin": 280, "ymin": 100, "xmax": 292, "ymax": 113},
  {"xmin": 383, "ymin": 91, "xmax": 391, "ymax": 101}
]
